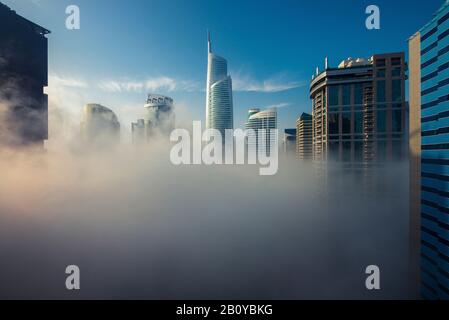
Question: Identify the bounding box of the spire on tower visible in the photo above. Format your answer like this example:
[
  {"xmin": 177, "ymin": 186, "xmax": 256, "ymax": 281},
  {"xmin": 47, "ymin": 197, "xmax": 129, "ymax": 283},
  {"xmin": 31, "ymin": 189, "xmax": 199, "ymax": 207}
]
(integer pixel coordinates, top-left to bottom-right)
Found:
[{"xmin": 208, "ymin": 30, "xmax": 212, "ymax": 53}]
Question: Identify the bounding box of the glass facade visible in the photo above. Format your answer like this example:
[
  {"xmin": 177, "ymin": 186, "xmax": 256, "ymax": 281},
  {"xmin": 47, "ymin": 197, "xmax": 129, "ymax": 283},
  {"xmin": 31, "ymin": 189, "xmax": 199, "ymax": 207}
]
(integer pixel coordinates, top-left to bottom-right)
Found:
[
  {"xmin": 392, "ymin": 79, "xmax": 402, "ymax": 102},
  {"xmin": 354, "ymin": 83, "xmax": 363, "ymax": 105},
  {"xmin": 354, "ymin": 112, "xmax": 363, "ymax": 134},
  {"xmin": 377, "ymin": 110, "xmax": 386, "ymax": 133},
  {"xmin": 377, "ymin": 80, "xmax": 386, "ymax": 102},
  {"xmin": 328, "ymin": 113, "xmax": 339, "ymax": 135},
  {"xmin": 310, "ymin": 53, "xmax": 406, "ymax": 163},
  {"xmin": 342, "ymin": 112, "xmax": 351, "ymax": 134},
  {"xmin": 329, "ymin": 86, "xmax": 339, "ymax": 106},
  {"xmin": 392, "ymin": 109, "xmax": 402, "ymax": 132},
  {"xmin": 419, "ymin": 1, "xmax": 449, "ymax": 299},
  {"xmin": 342, "ymin": 85, "xmax": 351, "ymax": 105}
]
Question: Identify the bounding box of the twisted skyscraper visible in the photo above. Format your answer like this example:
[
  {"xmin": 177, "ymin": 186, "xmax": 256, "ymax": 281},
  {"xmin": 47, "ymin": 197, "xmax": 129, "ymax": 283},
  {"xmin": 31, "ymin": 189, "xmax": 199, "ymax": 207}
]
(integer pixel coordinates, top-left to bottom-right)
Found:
[{"xmin": 205, "ymin": 32, "xmax": 234, "ymax": 135}]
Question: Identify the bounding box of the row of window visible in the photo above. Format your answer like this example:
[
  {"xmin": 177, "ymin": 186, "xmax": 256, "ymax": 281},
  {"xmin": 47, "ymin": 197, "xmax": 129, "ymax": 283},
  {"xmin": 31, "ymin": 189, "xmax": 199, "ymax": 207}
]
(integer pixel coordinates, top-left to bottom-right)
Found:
[
  {"xmin": 376, "ymin": 80, "xmax": 403, "ymax": 103},
  {"xmin": 327, "ymin": 110, "xmax": 402, "ymax": 134},
  {"xmin": 326, "ymin": 140, "xmax": 402, "ymax": 161},
  {"xmin": 327, "ymin": 81, "xmax": 402, "ymax": 106},
  {"xmin": 421, "ymin": 94, "xmax": 449, "ymax": 111},
  {"xmin": 422, "ymin": 62, "xmax": 449, "ymax": 84},
  {"xmin": 375, "ymin": 57, "xmax": 402, "ymax": 67},
  {"xmin": 327, "ymin": 134, "xmax": 403, "ymax": 140},
  {"xmin": 376, "ymin": 67, "xmax": 402, "ymax": 78},
  {"xmin": 422, "ymin": 77, "xmax": 449, "ymax": 96}
]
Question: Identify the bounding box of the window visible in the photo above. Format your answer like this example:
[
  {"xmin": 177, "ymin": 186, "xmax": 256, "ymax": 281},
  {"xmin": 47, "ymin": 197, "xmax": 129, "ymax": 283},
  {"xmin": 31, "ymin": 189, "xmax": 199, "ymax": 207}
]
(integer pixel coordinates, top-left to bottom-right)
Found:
[
  {"xmin": 377, "ymin": 69, "xmax": 386, "ymax": 77},
  {"xmin": 377, "ymin": 141, "xmax": 387, "ymax": 161},
  {"xmin": 342, "ymin": 85, "xmax": 351, "ymax": 105},
  {"xmin": 342, "ymin": 112, "xmax": 351, "ymax": 134},
  {"xmin": 377, "ymin": 81, "xmax": 386, "ymax": 103},
  {"xmin": 377, "ymin": 110, "xmax": 386, "ymax": 133},
  {"xmin": 376, "ymin": 59, "xmax": 386, "ymax": 67},
  {"xmin": 392, "ymin": 110, "xmax": 402, "ymax": 132},
  {"xmin": 392, "ymin": 67, "xmax": 401, "ymax": 77},
  {"xmin": 354, "ymin": 83, "xmax": 363, "ymax": 105},
  {"xmin": 328, "ymin": 142, "xmax": 340, "ymax": 161},
  {"xmin": 328, "ymin": 113, "xmax": 339, "ymax": 135},
  {"xmin": 392, "ymin": 79, "xmax": 402, "ymax": 102},
  {"xmin": 354, "ymin": 142, "xmax": 363, "ymax": 162},
  {"xmin": 354, "ymin": 112, "xmax": 363, "ymax": 134},
  {"xmin": 391, "ymin": 57, "xmax": 401, "ymax": 66},
  {"xmin": 329, "ymin": 86, "xmax": 339, "ymax": 106}
]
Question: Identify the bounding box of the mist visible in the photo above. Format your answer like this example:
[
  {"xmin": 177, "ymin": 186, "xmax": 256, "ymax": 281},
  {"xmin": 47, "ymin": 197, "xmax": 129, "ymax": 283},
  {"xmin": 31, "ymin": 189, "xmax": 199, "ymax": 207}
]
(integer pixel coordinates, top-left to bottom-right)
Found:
[
  {"xmin": 0, "ymin": 134, "xmax": 413, "ymax": 299},
  {"xmin": 0, "ymin": 69, "xmax": 415, "ymax": 299}
]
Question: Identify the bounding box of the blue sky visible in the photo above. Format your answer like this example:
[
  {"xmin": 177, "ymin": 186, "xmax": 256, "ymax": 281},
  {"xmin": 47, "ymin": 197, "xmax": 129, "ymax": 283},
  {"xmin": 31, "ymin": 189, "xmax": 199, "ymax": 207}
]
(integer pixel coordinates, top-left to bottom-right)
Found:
[{"xmin": 2, "ymin": 0, "xmax": 445, "ymax": 131}]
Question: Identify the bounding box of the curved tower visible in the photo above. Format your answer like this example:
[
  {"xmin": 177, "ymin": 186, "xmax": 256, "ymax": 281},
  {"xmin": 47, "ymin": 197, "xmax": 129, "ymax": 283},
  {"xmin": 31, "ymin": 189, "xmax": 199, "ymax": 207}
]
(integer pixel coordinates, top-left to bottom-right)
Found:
[
  {"xmin": 245, "ymin": 108, "xmax": 278, "ymax": 157},
  {"xmin": 205, "ymin": 32, "xmax": 233, "ymax": 135},
  {"xmin": 81, "ymin": 103, "xmax": 120, "ymax": 146}
]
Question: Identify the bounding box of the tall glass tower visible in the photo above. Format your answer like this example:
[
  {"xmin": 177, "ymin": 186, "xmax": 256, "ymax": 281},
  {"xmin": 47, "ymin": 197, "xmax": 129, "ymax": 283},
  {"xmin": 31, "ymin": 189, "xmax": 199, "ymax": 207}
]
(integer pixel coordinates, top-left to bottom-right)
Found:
[
  {"xmin": 205, "ymin": 32, "xmax": 234, "ymax": 136},
  {"xmin": 409, "ymin": 0, "xmax": 449, "ymax": 299}
]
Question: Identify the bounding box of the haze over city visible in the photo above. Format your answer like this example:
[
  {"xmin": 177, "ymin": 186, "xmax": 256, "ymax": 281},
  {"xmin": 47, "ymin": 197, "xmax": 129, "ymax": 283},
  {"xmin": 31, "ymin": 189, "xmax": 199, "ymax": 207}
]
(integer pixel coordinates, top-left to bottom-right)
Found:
[{"xmin": 2, "ymin": 0, "xmax": 449, "ymax": 302}]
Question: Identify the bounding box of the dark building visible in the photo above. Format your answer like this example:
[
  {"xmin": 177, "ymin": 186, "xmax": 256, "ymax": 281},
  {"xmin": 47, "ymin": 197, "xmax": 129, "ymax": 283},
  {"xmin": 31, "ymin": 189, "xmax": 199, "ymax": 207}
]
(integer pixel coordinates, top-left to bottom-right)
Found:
[
  {"xmin": 0, "ymin": 3, "xmax": 50, "ymax": 147},
  {"xmin": 310, "ymin": 53, "xmax": 407, "ymax": 163}
]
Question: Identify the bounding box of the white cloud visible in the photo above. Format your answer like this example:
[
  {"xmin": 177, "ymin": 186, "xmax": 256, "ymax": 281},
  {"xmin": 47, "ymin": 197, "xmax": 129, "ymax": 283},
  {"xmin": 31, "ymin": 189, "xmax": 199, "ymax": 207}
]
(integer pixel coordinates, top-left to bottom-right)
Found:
[
  {"xmin": 232, "ymin": 72, "xmax": 305, "ymax": 93},
  {"xmin": 49, "ymin": 74, "xmax": 88, "ymax": 88},
  {"xmin": 264, "ymin": 102, "xmax": 292, "ymax": 109},
  {"xmin": 48, "ymin": 72, "xmax": 303, "ymax": 95},
  {"xmin": 97, "ymin": 77, "xmax": 200, "ymax": 93}
]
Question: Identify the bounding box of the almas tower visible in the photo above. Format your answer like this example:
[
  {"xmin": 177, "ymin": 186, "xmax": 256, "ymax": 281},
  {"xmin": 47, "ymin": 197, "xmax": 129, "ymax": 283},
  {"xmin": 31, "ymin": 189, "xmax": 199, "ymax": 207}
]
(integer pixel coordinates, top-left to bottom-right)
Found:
[{"xmin": 205, "ymin": 32, "xmax": 234, "ymax": 136}]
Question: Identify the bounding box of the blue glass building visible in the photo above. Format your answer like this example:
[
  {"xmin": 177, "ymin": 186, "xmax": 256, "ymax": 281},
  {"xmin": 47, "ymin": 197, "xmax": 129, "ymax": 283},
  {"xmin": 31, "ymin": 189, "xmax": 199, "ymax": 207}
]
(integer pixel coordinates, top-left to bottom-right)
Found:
[{"xmin": 410, "ymin": 0, "xmax": 449, "ymax": 299}]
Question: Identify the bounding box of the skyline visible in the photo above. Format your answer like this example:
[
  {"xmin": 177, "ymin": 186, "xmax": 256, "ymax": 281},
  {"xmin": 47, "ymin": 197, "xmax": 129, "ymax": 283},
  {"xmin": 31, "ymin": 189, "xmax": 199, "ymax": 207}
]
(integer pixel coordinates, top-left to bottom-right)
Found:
[
  {"xmin": 0, "ymin": 0, "xmax": 444, "ymax": 301},
  {"xmin": 1, "ymin": 0, "xmax": 445, "ymax": 133}
]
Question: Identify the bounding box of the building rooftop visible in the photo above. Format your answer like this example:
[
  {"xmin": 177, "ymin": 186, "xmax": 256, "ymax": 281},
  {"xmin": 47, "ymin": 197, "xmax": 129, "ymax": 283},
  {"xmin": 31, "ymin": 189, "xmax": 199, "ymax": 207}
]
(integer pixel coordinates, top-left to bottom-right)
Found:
[
  {"xmin": 299, "ymin": 113, "xmax": 312, "ymax": 121},
  {"xmin": 146, "ymin": 94, "xmax": 174, "ymax": 105},
  {"xmin": 337, "ymin": 57, "xmax": 372, "ymax": 69},
  {"xmin": 0, "ymin": 2, "xmax": 50, "ymax": 35}
]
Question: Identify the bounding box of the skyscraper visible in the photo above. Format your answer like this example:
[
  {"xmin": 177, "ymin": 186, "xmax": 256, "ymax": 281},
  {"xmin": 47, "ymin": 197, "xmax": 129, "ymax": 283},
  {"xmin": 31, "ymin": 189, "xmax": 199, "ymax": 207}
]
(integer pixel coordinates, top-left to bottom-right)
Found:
[
  {"xmin": 81, "ymin": 104, "xmax": 120, "ymax": 147},
  {"xmin": 245, "ymin": 108, "xmax": 277, "ymax": 157},
  {"xmin": 310, "ymin": 54, "xmax": 407, "ymax": 163},
  {"xmin": 132, "ymin": 94, "xmax": 175, "ymax": 143},
  {"xmin": 205, "ymin": 32, "xmax": 233, "ymax": 136},
  {"xmin": 296, "ymin": 113, "xmax": 313, "ymax": 160},
  {"xmin": 283, "ymin": 129, "xmax": 297, "ymax": 154},
  {"xmin": 0, "ymin": 3, "xmax": 49, "ymax": 147},
  {"xmin": 409, "ymin": 0, "xmax": 449, "ymax": 300}
]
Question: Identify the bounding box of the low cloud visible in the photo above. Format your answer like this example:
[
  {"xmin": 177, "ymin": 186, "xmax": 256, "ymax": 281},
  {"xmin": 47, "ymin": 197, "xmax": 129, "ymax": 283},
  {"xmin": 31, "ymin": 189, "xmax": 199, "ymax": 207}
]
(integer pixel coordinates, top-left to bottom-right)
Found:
[
  {"xmin": 47, "ymin": 73, "xmax": 304, "ymax": 96},
  {"xmin": 232, "ymin": 72, "xmax": 305, "ymax": 93},
  {"xmin": 49, "ymin": 75, "xmax": 88, "ymax": 89},
  {"xmin": 97, "ymin": 77, "xmax": 201, "ymax": 93},
  {"xmin": 264, "ymin": 102, "xmax": 292, "ymax": 109}
]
